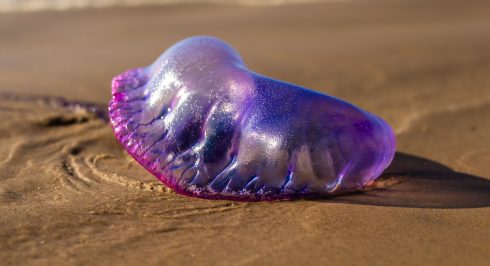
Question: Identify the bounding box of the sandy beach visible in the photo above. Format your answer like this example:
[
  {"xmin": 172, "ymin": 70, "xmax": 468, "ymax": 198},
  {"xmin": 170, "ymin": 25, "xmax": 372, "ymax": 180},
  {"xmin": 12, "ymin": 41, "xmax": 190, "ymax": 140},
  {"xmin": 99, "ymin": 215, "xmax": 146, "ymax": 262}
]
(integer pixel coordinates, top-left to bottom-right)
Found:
[{"xmin": 1, "ymin": 0, "xmax": 489, "ymax": 265}]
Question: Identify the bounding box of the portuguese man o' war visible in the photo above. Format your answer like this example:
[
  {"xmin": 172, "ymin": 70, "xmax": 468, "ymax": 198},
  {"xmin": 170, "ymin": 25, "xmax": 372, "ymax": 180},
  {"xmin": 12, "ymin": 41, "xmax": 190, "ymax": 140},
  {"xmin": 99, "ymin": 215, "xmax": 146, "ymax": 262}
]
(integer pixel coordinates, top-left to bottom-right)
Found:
[{"xmin": 109, "ymin": 36, "xmax": 396, "ymax": 201}]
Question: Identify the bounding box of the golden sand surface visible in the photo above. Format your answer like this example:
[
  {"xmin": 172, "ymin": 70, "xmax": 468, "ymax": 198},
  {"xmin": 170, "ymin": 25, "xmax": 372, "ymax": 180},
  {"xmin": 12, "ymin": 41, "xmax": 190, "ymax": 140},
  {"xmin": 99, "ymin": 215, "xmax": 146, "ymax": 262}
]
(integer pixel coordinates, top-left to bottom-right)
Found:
[{"xmin": 0, "ymin": 0, "xmax": 489, "ymax": 265}]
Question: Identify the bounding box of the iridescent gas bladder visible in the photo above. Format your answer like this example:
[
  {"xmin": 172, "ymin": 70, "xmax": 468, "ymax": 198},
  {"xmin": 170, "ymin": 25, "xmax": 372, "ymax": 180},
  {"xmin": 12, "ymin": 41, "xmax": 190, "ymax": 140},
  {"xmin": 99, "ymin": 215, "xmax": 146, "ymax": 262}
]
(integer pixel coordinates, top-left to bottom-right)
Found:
[{"xmin": 109, "ymin": 36, "xmax": 396, "ymax": 201}]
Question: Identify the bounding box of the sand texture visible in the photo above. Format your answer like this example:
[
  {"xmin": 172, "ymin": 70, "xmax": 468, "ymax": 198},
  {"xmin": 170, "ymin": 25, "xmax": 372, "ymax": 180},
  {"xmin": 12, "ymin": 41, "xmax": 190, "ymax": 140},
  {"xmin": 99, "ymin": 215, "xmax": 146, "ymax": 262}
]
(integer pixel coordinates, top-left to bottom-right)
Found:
[{"xmin": 1, "ymin": 0, "xmax": 489, "ymax": 265}]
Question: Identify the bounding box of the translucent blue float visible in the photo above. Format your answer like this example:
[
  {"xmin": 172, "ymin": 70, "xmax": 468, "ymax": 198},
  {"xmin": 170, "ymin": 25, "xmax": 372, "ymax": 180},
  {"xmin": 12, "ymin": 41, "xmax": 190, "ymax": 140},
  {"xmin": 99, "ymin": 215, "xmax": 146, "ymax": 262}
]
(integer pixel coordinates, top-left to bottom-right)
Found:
[{"xmin": 109, "ymin": 36, "xmax": 396, "ymax": 200}]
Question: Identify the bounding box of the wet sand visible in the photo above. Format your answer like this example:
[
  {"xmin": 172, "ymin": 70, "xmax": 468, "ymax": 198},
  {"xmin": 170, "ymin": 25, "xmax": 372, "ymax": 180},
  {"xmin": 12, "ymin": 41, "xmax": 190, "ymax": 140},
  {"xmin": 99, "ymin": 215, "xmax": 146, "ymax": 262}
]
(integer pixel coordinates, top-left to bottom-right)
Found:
[{"xmin": 1, "ymin": 0, "xmax": 489, "ymax": 265}]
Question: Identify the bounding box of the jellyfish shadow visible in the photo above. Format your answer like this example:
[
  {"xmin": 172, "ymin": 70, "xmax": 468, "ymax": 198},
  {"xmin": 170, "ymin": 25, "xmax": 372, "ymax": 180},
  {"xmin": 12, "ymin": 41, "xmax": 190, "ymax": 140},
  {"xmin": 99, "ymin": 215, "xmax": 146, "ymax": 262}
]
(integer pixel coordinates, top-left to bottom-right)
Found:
[{"xmin": 323, "ymin": 152, "xmax": 490, "ymax": 209}]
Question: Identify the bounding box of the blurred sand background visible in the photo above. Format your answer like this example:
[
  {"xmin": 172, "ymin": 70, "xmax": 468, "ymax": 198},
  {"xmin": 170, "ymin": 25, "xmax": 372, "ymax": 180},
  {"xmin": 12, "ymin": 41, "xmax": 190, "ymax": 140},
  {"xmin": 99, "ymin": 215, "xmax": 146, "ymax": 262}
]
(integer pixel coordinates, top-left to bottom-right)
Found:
[{"xmin": 0, "ymin": 0, "xmax": 489, "ymax": 265}]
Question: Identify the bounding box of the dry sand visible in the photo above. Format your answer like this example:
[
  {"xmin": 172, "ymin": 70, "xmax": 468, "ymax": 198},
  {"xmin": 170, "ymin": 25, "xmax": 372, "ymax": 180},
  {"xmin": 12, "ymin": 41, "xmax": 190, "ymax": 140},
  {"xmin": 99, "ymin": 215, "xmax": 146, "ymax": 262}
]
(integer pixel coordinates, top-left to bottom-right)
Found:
[{"xmin": 1, "ymin": 0, "xmax": 489, "ymax": 265}]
